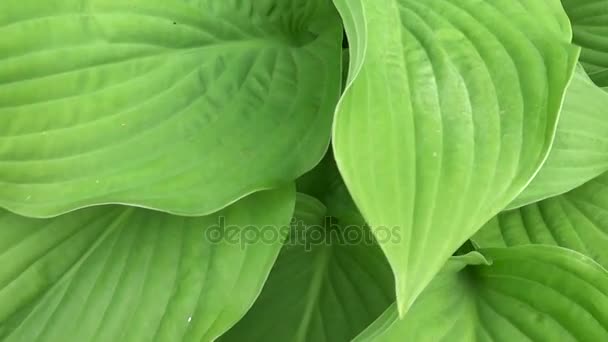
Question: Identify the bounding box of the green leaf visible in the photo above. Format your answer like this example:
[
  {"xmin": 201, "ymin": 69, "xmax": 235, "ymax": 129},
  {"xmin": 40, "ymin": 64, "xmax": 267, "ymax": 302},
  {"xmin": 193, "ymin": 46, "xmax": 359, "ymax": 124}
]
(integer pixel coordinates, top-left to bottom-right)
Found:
[
  {"xmin": 332, "ymin": 0, "xmax": 580, "ymax": 314},
  {"xmin": 354, "ymin": 246, "xmax": 608, "ymax": 342},
  {"xmin": 295, "ymin": 150, "xmax": 341, "ymax": 201},
  {"xmin": 0, "ymin": 186, "xmax": 295, "ymax": 341},
  {"xmin": 334, "ymin": 0, "xmax": 366, "ymax": 88},
  {"xmin": 341, "ymin": 48, "xmax": 350, "ymax": 89},
  {"xmin": 296, "ymin": 149, "xmax": 369, "ymax": 228},
  {"xmin": 508, "ymin": 66, "xmax": 608, "ymax": 209},
  {"xmin": 0, "ymin": 0, "xmax": 342, "ymax": 218},
  {"xmin": 562, "ymin": 0, "xmax": 608, "ymax": 86},
  {"xmin": 477, "ymin": 172, "xmax": 608, "ymax": 269},
  {"xmin": 220, "ymin": 191, "xmax": 395, "ymax": 342}
]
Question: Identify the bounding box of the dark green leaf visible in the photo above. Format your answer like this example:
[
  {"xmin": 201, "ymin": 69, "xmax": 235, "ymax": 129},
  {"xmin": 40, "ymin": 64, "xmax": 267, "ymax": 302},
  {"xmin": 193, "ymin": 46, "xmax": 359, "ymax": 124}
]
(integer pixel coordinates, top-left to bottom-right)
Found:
[{"xmin": 563, "ymin": 0, "xmax": 608, "ymax": 86}]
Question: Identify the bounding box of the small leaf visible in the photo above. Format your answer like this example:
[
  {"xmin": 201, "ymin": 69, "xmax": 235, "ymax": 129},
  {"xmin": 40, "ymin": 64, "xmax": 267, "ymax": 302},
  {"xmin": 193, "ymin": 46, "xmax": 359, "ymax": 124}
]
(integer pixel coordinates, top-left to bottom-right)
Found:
[
  {"xmin": 477, "ymin": 171, "xmax": 608, "ymax": 269},
  {"xmin": 355, "ymin": 246, "xmax": 608, "ymax": 341},
  {"xmin": 332, "ymin": 0, "xmax": 579, "ymax": 314},
  {"xmin": 0, "ymin": 186, "xmax": 294, "ymax": 341},
  {"xmin": 0, "ymin": 0, "xmax": 342, "ymax": 217}
]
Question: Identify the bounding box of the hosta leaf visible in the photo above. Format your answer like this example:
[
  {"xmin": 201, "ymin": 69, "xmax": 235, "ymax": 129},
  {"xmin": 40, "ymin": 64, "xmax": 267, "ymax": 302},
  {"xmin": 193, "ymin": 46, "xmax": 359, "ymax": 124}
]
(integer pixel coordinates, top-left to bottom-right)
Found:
[
  {"xmin": 354, "ymin": 246, "xmax": 608, "ymax": 341},
  {"xmin": 562, "ymin": 0, "xmax": 608, "ymax": 86},
  {"xmin": 334, "ymin": 0, "xmax": 365, "ymax": 87},
  {"xmin": 0, "ymin": 186, "xmax": 294, "ymax": 342},
  {"xmin": 220, "ymin": 191, "xmax": 395, "ymax": 342},
  {"xmin": 342, "ymin": 48, "xmax": 350, "ymax": 88},
  {"xmin": 332, "ymin": 0, "xmax": 579, "ymax": 313},
  {"xmin": 295, "ymin": 150, "xmax": 341, "ymax": 201},
  {"xmin": 296, "ymin": 149, "xmax": 369, "ymax": 229},
  {"xmin": 477, "ymin": 172, "xmax": 608, "ymax": 269},
  {"xmin": 0, "ymin": 0, "xmax": 341, "ymax": 217},
  {"xmin": 508, "ymin": 66, "xmax": 608, "ymax": 209}
]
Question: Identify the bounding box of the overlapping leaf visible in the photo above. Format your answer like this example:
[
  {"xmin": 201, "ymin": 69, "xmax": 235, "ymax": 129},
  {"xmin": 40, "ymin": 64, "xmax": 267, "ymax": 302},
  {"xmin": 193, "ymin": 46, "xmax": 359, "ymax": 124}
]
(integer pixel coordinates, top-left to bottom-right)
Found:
[
  {"xmin": 221, "ymin": 188, "xmax": 395, "ymax": 341},
  {"xmin": 295, "ymin": 150, "xmax": 341, "ymax": 202},
  {"xmin": 354, "ymin": 246, "xmax": 608, "ymax": 341},
  {"xmin": 477, "ymin": 172, "xmax": 608, "ymax": 269},
  {"xmin": 0, "ymin": 0, "xmax": 341, "ymax": 217},
  {"xmin": 332, "ymin": 0, "xmax": 580, "ymax": 313},
  {"xmin": 0, "ymin": 186, "xmax": 294, "ymax": 342},
  {"xmin": 509, "ymin": 66, "xmax": 608, "ymax": 208},
  {"xmin": 563, "ymin": 0, "xmax": 608, "ymax": 86}
]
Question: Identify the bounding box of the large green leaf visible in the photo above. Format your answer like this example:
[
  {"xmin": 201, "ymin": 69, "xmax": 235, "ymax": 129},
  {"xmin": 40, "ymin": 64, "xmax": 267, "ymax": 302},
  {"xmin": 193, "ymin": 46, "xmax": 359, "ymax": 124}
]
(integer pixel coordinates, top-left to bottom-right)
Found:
[
  {"xmin": 332, "ymin": 0, "xmax": 579, "ymax": 313},
  {"xmin": 354, "ymin": 246, "xmax": 608, "ymax": 341},
  {"xmin": 0, "ymin": 186, "xmax": 294, "ymax": 341},
  {"xmin": 221, "ymin": 190, "xmax": 394, "ymax": 342},
  {"xmin": 508, "ymin": 66, "xmax": 608, "ymax": 209},
  {"xmin": 477, "ymin": 172, "xmax": 608, "ymax": 269},
  {"xmin": 0, "ymin": 0, "xmax": 341, "ymax": 218},
  {"xmin": 295, "ymin": 150, "xmax": 341, "ymax": 201},
  {"xmin": 562, "ymin": 0, "xmax": 608, "ymax": 86}
]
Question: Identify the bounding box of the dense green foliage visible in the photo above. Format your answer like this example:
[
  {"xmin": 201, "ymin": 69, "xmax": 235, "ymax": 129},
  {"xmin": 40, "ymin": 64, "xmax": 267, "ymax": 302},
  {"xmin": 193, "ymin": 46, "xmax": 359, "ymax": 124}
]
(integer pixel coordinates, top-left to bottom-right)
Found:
[{"xmin": 1, "ymin": 0, "xmax": 608, "ymax": 341}]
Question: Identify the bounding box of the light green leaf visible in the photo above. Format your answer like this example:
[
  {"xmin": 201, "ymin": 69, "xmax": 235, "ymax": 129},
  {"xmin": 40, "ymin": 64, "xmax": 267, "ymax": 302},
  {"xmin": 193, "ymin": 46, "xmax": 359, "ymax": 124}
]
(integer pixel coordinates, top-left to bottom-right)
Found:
[
  {"xmin": 220, "ymin": 191, "xmax": 395, "ymax": 342},
  {"xmin": 477, "ymin": 172, "xmax": 608, "ymax": 269},
  {"xmin": 508, "ymin": 66, "xmax": 608, "ymax": 209},
  {"xmin": 355, "ymin": 246, "xmax": 608, "ymax": 342},
  {"xmin": 341, "ymin": 48, "xmax": 350, "ymax": 89},
  {"xmin": 0, "ymin": 186, "xmax": 295, "ymax": 342},
  {"xmin": 0, "ymin": 0, "xmax": 341, "ymax": 218},
  {"xmin": 334, "ymin": 0, "xmax": 366, "ymax": 87},
  {"xmin": 562, "ymin": 0, "xmax": 608, "ymax": 86},
  {"xmin": 332, "ymin": 0, "xmax": 580, "ymax": 313}
]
